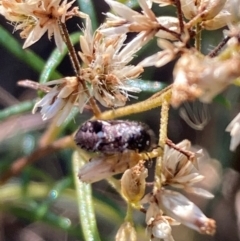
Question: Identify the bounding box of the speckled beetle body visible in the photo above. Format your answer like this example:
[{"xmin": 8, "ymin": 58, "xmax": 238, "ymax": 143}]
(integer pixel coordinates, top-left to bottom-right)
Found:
[{"xmin": 74, "ymin": 120, "xmax": 156, "ymax": 154}]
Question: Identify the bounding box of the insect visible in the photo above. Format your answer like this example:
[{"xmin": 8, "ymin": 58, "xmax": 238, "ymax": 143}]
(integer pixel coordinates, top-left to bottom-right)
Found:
[{"xmin": 74, "ymin": 120, "xmax": 157, "ymax": 154}]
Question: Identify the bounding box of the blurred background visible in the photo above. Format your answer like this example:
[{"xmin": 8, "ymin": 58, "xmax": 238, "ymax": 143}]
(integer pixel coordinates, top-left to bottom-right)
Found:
[{"xmin": 0, "ymin": 0, "xmax": 240, "ymax": 240}]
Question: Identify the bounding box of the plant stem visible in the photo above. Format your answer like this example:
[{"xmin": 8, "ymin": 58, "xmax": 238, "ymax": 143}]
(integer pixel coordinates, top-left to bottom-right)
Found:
[
  {"xmin": 125, "ymin": 204, "xmax": 133, "ymax": 223},
  {"xmin": 0, "ymin": 100, "xmax": 35, "ymax": 121},
  {"xmin": 58, "ymin": 21, "xmax": 101, "ymax": 117},
  {"xmin": 174, "ymin": 0, "xmax": 184, "ymax": 34},
  {"xmin": 154, "ymin": 96, "xmax": 171, "ymax": 192},
  {"xmin": 195, "ymin": 23, "xmax": 201, "ymax": 51},
  {"xmin": 72, "ymin": 150, "xmax": 101, "ymax": 241},
  {"xmin": 97, "ymin": 86, "xmax": 172, "ymax": 120},
  {"xmin": 208, "ymin": 36, "xmax": 230, "ymax": 57}
]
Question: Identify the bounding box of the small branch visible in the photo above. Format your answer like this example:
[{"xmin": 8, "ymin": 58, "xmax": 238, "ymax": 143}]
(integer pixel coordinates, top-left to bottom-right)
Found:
[
  {"xmin": 154, "ymin": 97, "xmax": 171, "ymax": 192},
  {"xmin": 159, "ymin": 100, "xmax": 170, "ymax": 147},
  {"xmin": 149, "ymin": 84, "xmax": 172, "ymax": 100},
  {"xmin": 88, "ymin": 95, "xmax": 102, "ymax": 118},
  {"xmin": 208, "ymin": 36, "xmax": 230, "ymax": 58},
  {"xmin": 186, "ymin": 12, "xmax": 203, "ymax": 29},
  {"xmin": 97, "ymin": 86, "xmax": 172, "ymax": 120},
  {"xmin": 58, "ymin": 21, "xmax": 101, "ymax": 117},
  {"xmin": 174, "ymin": 0, "xmax": 184, "ymax": 34},
  {"xmin": 58, "ymin": 21, "xmax": 81, "ymax": 76},
  {"xmin": 18, "ymin": 80, "xmax": 51, "ymax": 93},
  {"xmin": 165, "ymin": 138, "xmax": 196, "ymax": 161},
  {"xmin": 195, "ymin": 23, "xmax": 202, "ymax": 51},
  {"xmin": 0, "ymin": 136, "xmax": 75, "ymax": 185},
  {"xmin": 159, "ymin": 25, "xmax": 181, "ymax": 40}
]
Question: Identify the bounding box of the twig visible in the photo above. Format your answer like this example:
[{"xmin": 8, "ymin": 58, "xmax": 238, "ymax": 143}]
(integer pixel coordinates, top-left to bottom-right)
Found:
[
  {"xmin": 174, "ymin": 0, "xmax": 184, "ymax": 34},
  {"xmin": 149, "ymin": 84, "xmax": 172, "ymax": 100},
  {"xmin": 97, "ymin": 86, "xmax": 172, "ymax": 120},
  {"xmin": 0, "ymin": 135, "xmax": 75, "ymax": 185},
  {"xmin": 208, "ymin": 36, "xmax": 231, "ymax": 57},
  {"xmin": 195, "ymin": 23, "xmax": 202, "ymax": 51},
  {"xmin": 58, "ymin": 21, "xmax": 101, "ymax": 117},
  {"xmin": 58, "ymin": 21, "xmax": 81, "ymax": 77},
  {"xmin": 18, "ymin": 80, "xmax": 51, "ymax": 93},
  {"xmin": 159, "ymin": 25, "xmax": 181, "ymax": 40},
  {"xmin": 165, "ymin": 138, "xmax": 195, "ymax": 161},
  {"xmin": 154, "ymin": 96, "xmax": 170, "ymax": 192}
]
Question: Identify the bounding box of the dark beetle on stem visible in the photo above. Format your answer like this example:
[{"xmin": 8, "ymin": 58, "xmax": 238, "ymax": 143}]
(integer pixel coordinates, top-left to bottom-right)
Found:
[{"xmin": 74, "ymin": 120, "xmax": 157, "ymax": 154}]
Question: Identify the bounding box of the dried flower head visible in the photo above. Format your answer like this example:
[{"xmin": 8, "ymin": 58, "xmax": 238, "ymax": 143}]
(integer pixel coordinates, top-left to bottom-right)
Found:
[
  {"xmin": 171, "ymin": 49, "xmax": 240, "ymax": 107},
  {"xmin": 140, "ymin": 137, "xmax": 217, "ymax": 238},
  {"xmin": 101, "ymin": 0, "xmax": 181, "ymax": 41},
  {"xmin": 159, "ymin": 189, "xmax": 216, "ymax": 235},
  {"xmin": 147, "ymin": 214, "xmax": 177, "ymax": 241},
  {"xmin": 142, "ymin": 193, "xmax": 179, "ymax": 241},
  {"xmin": 142, "ymin": 188, "xmax": 216, "ymax": 239},
  {"xmin": 121, "ymin": 161, "xmax": 148, "ymax": 205},
  {"xmin": 102, "ymin": 0, "xmax": 159, "ymax": 35},
  {"xmin": 33, "ymin": 77, "xmax": 87, "ymax": 125},
  {"xmin": 161, "ymin": 140, "xmax": 214, "ymax": 198},
  {"xmin": 79, "ymin": 14, "xmax": 143, "ymax": 107},
  {"xmin": 115, "ymin": 222, "xmax": 137, "ymax": 241},
  {"xmin": 0, "ymin": 0, "xmax": 79, "ymax": 51},
  {"xmin": 78, "ymin": 151, "xmax": 142, "ymax": 183},
  {"xmin": 161, "ymin": 140, "xmax": 204, "ymax": 189},
  {"xmin": 139, "ymin": 37, "xmax": 188, "ymax": 68},
  {"xmin": 181, "ymin": 0, "xmax": 227, "ymax": 23},
  {"xmin": 201, "ymin": 0, "xmax": 240, "ymax": 37},
  {"xmin": 201, "ymin": 9, "xmax": 231, "ymax": 30}
]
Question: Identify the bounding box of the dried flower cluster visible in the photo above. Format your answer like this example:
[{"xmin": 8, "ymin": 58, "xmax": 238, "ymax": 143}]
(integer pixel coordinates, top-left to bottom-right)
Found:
[
  {"xmin": 141, "ymin": 141, "xmax": 216, "ymax": 240},
  {"xmin": 1, "ymin": 0, "xmax": 240, "ymax": 240},
  {"xmin": 2, "ymin": 0, "xmax": 239, "ymax": 146},
  {"xmin": 76, "ymin": 120, "xmax": 217, "ymax": 240},
  {"xmin": 79, "ymin": 15, "xmax": 143, "ymax": 108},
  {"xmin": 0, "ymin": 0, "xmax": 78, "ymax": 51}
]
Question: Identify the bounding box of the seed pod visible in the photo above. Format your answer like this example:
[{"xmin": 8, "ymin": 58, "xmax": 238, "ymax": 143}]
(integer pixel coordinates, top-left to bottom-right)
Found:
[{"xmin": 74, "ymin": 120, "xmax": 156, "ymax": 154}]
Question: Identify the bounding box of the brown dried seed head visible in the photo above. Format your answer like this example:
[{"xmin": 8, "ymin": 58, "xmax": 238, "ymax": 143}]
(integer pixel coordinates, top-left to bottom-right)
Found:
[{"xmin": 121, "ymin": 161, "xmax": 148, "ymax": 203}]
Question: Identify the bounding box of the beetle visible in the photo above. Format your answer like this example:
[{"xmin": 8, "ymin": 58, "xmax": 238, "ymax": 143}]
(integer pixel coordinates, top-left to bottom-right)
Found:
[{"xmin": 74, "ymin": 120, "xmax": 157, "ymax": 154}]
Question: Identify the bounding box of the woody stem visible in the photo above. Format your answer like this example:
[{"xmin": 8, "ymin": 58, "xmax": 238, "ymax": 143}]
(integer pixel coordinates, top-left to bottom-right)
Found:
[{"xmin": 58, "ymin": 20, "xmax": 101, "ymax": 117}]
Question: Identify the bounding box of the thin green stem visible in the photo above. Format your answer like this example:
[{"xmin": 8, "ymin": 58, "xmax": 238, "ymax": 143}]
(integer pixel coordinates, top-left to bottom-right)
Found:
[
  {"xmin": 125, "ymin": 203, "xmax": 133, "ymax": 223},
  {"xmin": 72, "ymin": 150, "xmax": 101, "ymax": 241},
  {"xmin": 0, "ymin": 100, "xmax": 35, "ymax": 121}
]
